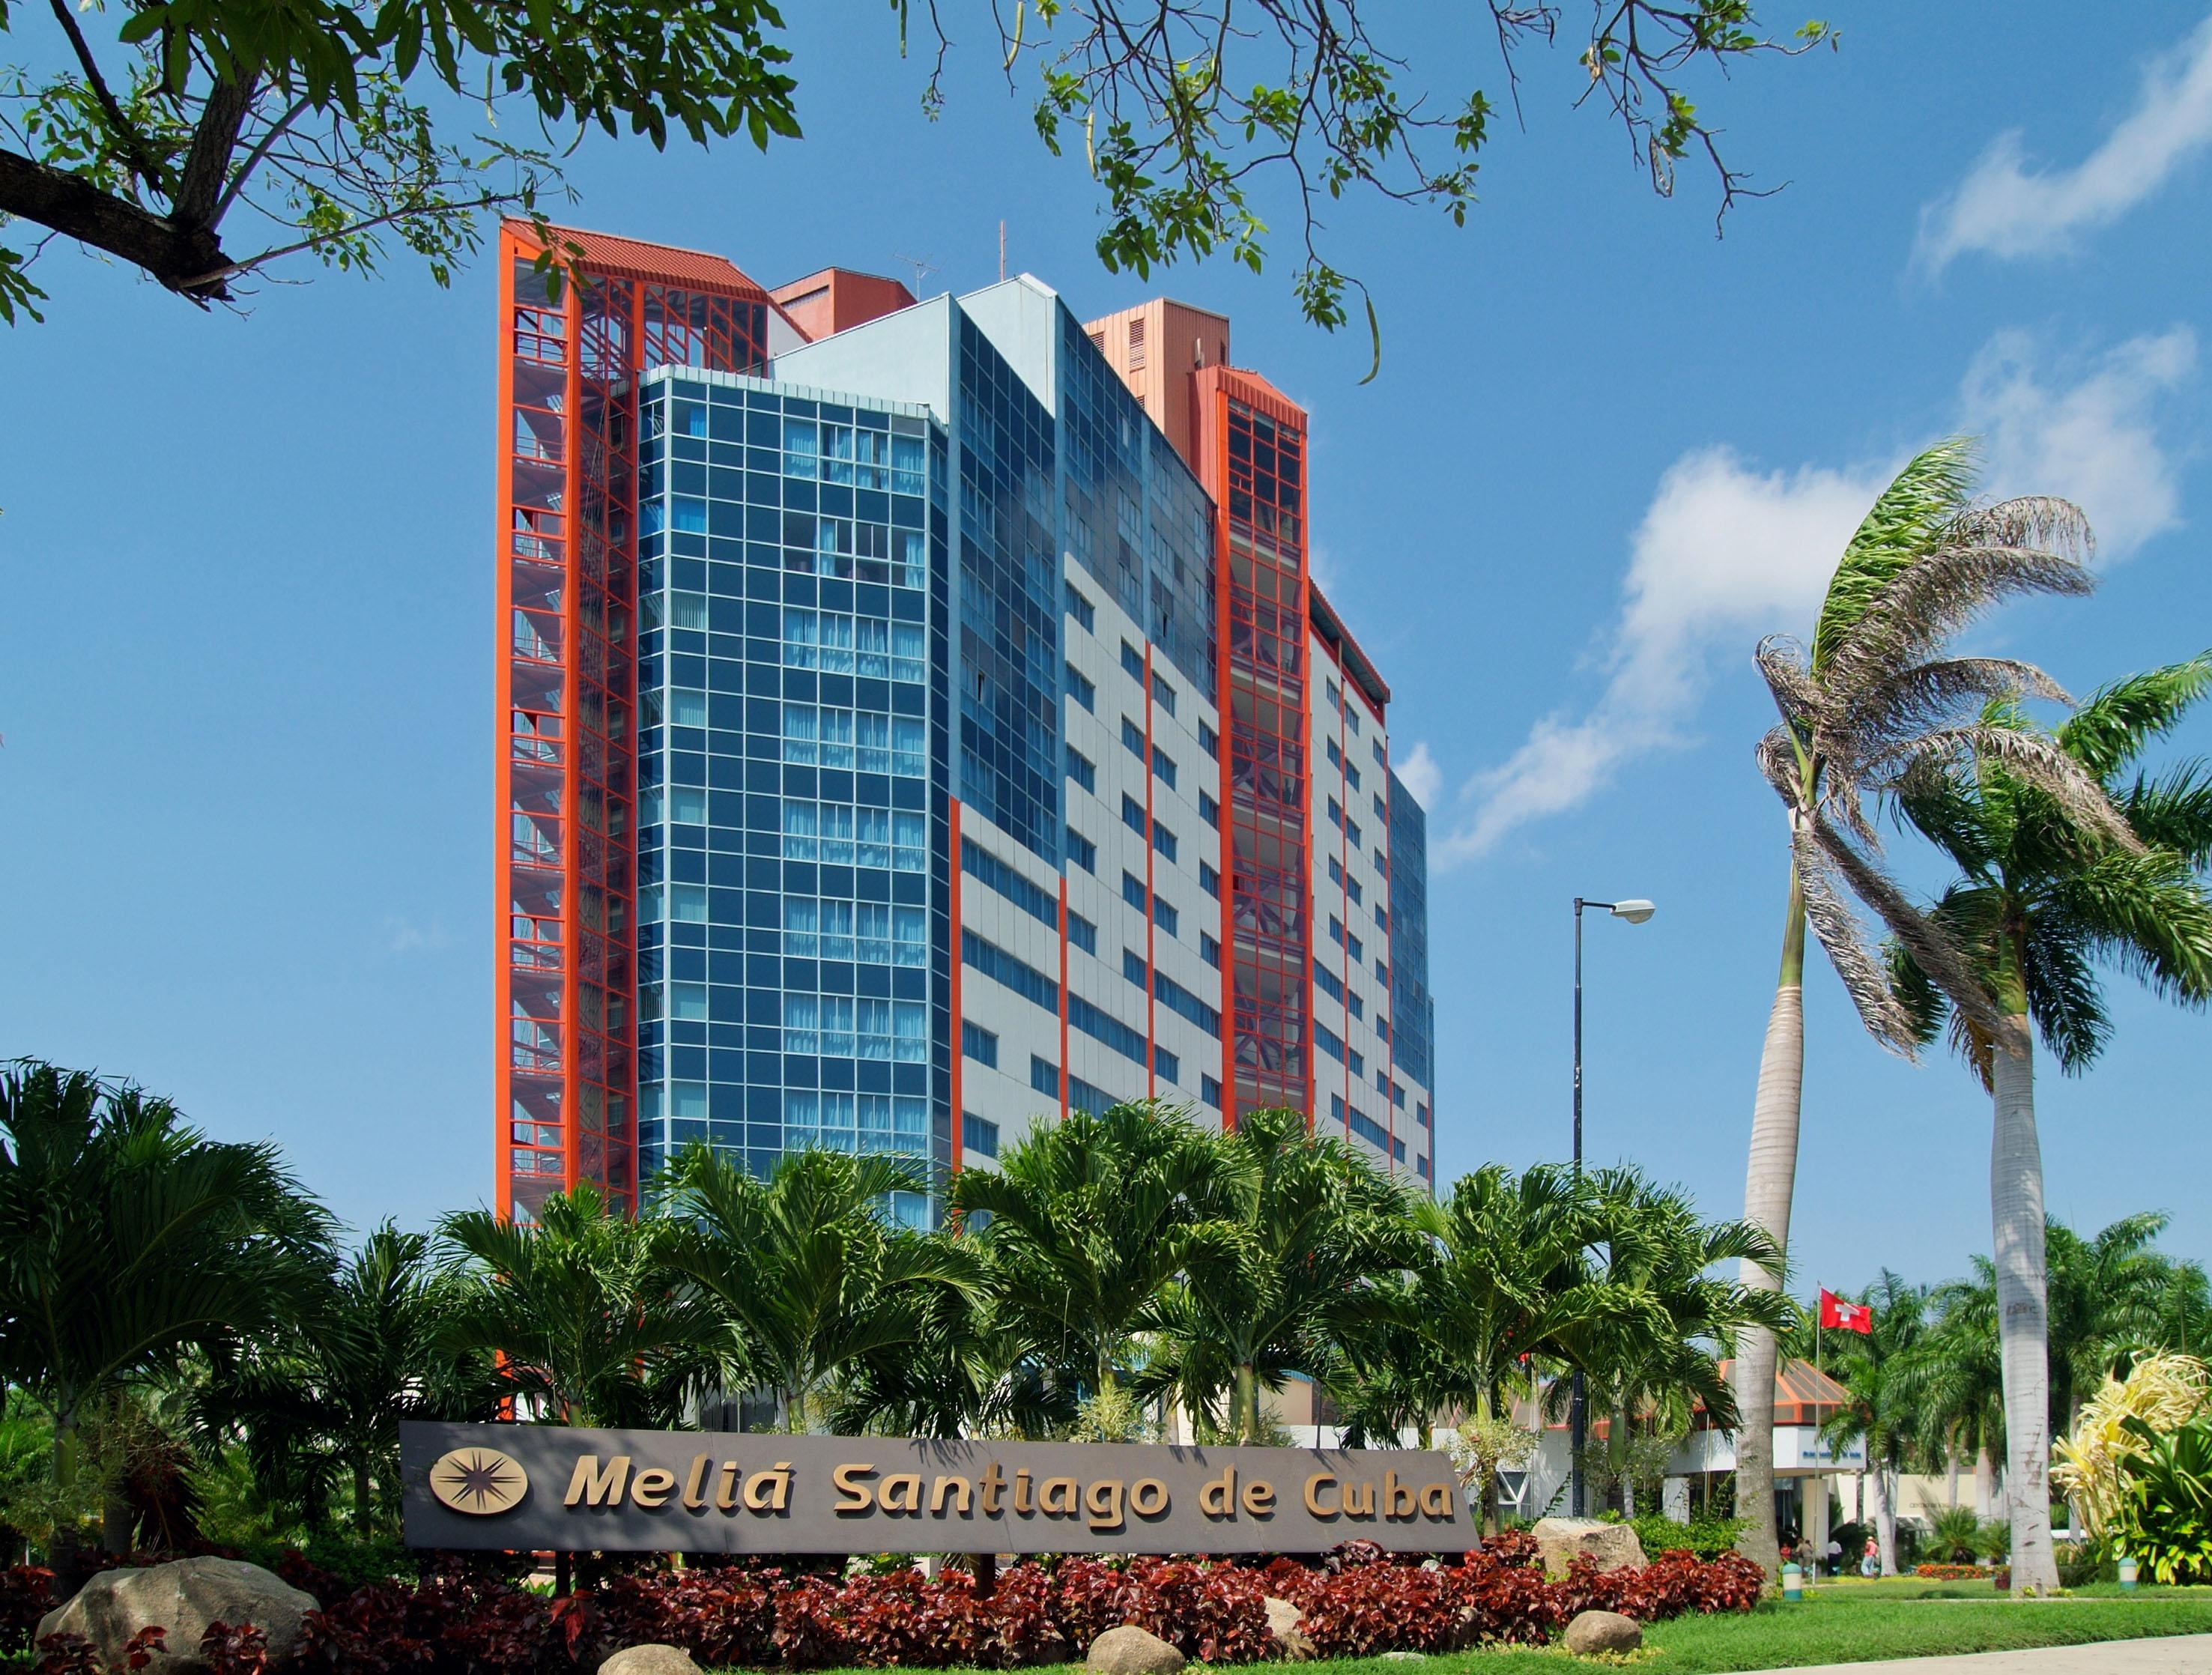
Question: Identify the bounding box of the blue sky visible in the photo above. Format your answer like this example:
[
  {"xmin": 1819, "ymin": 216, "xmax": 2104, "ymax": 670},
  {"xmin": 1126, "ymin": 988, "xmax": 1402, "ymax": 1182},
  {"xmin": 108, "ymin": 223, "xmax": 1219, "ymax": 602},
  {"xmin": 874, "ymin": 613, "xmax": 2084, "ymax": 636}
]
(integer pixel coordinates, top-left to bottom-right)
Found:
[{"xmin": 3, "ymin": 4, "xmax": 2209, "ymax": 1297}]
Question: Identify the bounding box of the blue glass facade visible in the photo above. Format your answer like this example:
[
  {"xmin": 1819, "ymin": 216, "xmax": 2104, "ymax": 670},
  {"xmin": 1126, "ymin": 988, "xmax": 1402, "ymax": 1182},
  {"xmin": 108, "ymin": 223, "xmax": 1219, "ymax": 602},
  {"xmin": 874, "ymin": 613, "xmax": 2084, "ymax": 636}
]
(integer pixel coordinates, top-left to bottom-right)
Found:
[
  {"xmin": 631, "ymin": 372, "xmax": 951, "ymax": 1225},
  {"xmin": 1386, "ymin": 766, "xmax": 1435, "ymax": 1097}
]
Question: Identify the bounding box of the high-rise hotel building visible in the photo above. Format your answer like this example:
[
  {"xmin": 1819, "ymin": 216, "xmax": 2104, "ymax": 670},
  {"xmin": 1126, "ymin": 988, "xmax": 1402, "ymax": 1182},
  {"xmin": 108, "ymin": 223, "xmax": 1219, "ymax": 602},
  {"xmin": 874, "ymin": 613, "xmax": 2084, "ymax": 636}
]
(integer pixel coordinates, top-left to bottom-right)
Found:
[{"xmin": 494, "ymin": 224, "xmax": 1436, "ymax": 1223}]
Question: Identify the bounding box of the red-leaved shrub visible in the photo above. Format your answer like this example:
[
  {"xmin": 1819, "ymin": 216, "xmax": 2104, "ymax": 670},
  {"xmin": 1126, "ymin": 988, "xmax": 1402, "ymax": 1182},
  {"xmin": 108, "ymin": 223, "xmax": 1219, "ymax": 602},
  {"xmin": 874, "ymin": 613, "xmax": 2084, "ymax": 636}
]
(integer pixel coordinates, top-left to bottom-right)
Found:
[
  {"xmin": 200, "ymin": 1621, "xmax": 269, "ymax": 1675},
  {"xmin": 0, "ymin": 1566, "xmax": 56, "ymax": 1653}
]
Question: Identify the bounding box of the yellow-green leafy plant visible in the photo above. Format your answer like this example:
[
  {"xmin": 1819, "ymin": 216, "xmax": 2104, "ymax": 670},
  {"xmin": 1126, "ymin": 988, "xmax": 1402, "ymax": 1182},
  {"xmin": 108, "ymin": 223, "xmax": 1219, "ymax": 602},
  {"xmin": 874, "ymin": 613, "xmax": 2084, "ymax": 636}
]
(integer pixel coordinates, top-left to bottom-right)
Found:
[{"xmin": 2053, "ymin": 1353, "xmax": 2211, "ymax": 1544}]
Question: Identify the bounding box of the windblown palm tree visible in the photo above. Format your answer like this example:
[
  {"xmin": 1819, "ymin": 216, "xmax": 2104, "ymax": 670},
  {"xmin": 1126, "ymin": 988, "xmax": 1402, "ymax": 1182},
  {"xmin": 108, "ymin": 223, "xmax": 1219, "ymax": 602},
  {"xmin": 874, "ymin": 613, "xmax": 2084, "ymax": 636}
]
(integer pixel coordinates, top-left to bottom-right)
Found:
[
  {"xmin": 0, "ymin": 1061, "xmax": 336, "ymax": 1580},
  {"xmin": 1891, "ymin": 655, "xmax": 2212, "ymax": 1587},
  {"xmin": 1734, "ymin": 437, "xmax": 2114, "ymax": 1574},
  {"xmin": 1139, "ymin": 1105, "xmax": 1422, "ymax": 1441},
  {"xmin": 658, "ymin": 1145, "xmax": 982, "ymax": 1433}
]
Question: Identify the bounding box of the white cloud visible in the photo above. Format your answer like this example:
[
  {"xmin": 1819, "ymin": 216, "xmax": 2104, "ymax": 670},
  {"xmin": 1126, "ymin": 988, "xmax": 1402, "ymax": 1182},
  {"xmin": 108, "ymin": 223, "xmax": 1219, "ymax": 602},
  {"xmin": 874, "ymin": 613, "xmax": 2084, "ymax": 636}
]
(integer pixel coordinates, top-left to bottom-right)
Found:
[
  {"xmin": 1964, "ymin": 327, "xmax": 2195, "ymax": 560},
  {"xmin": 1393, "ymin": 741, "xmax": 1442, "ymax": 809},
  {"xmin": 1438, "ymin": 449, "xmax": 1878, "ymax": 862},
  {"xmin": 1919, "ymin": 15, "xmax": 2212, "ymax": 270},
  {"xmin": 1437, "ymin": 330, "xmax": 2195, "ymax": 864},
  {"xmin": 385, "ymin": 917, "xmax": 447, "ymax": 954}
]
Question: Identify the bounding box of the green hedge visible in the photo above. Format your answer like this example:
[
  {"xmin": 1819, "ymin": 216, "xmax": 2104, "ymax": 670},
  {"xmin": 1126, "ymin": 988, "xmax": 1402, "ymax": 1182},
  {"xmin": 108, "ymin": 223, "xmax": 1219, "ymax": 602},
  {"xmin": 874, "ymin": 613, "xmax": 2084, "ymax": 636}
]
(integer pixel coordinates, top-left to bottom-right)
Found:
[{"xmin": 1628, "ymin": 1512, "xmax": 1748, "ymax": 1562}]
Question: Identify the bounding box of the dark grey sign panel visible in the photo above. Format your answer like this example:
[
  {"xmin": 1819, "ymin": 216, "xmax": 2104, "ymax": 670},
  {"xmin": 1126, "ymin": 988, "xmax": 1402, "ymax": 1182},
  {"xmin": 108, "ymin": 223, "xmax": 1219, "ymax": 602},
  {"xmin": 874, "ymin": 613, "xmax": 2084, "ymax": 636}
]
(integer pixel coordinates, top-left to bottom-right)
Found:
[{"xmin": 400, "ymin": 1422, "xmax": 1469, "ymax": 1555}]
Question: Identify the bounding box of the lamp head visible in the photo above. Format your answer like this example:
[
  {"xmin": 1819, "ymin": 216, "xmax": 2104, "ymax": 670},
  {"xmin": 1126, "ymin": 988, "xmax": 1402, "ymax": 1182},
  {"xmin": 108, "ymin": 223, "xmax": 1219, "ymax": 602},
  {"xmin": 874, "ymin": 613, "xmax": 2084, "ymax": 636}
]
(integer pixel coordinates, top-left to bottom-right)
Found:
[{"xmin": 1610, "ymin": 899, "xmax": 1656, "ymax": 924}]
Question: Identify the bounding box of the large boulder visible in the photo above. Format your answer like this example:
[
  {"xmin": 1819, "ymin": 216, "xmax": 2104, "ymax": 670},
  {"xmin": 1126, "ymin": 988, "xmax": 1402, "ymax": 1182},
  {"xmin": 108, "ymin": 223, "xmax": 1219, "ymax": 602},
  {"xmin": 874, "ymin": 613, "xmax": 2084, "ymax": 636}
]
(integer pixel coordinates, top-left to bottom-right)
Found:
[
  {"xmin": 1261, "ymin": 1597, "xmax": 1314, "ymax": 1662},
  {"xmin": 1085, "ymin": 1625, "xmax": 1185, "ymax": 1675},
  {"xmin": 1563, "ymin": 1610, "xmax": 1643, "ymax": 1656},
  {"xmin": 599, "ymin": 1647, "xmax": 703, "ymax": 1675},
  {"xmin": 1530, "ymin": 1517, "xmax": 1646, "ymax": 1578},
  {"xmin": 38, "ymin": 1557, "xmax": 318, "ymax": 1675}
]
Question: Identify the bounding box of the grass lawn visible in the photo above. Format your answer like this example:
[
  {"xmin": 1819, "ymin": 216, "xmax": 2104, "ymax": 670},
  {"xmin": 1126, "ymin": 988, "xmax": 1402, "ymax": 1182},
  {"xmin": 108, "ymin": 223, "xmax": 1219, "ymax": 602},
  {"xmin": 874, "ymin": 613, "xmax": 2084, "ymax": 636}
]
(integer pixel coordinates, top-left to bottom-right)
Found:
[
  {"xmin": 1301, "ymin": 1590, "xmax": 2212, "ymax": 1672},
  {"xmin": 786, "ymin": 1589, "xmax": 2212, "ymax": 1675}
]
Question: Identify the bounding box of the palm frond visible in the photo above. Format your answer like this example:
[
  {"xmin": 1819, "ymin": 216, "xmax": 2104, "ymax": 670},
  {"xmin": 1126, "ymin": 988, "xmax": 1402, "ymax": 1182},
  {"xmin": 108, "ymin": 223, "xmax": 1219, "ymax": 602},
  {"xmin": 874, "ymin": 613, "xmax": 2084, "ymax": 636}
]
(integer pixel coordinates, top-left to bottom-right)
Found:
[
  {"xmin": 1842, "ymin": 658, "xmax": 2072, "ymax": 757},
  {"xmin": 2117, "ymin": 763, "xmax": 2212, "ymax": 867},
  {"xmin": 2058, "ymin": 652, "xmax": 2212, "ymax": 781},
  {"xmin": 1879, "ymin": 722, "xmax": 2142, "ymax": 852},
  {"xmin": 1821, "ymin": 543, "xmax": 2093, "ymax": 708},
  {"xmin": 1811, "ymin": 814, "xmax": 2011, "ymax": 1041},
  {"xmin": 1952, "ymin": 494, "xmax": 2096, "ymax": 563},
  {"xmin": 1756, "ymin": 635, "xmax": 1819, "ymax": 729},
  {"xmin": 1811, "ymin": 437, "xmax": 1982, "ymax": 673},
  {"xmin": 1793, "ymin": 829, "xmax": 1921, "ymax": 1055}
]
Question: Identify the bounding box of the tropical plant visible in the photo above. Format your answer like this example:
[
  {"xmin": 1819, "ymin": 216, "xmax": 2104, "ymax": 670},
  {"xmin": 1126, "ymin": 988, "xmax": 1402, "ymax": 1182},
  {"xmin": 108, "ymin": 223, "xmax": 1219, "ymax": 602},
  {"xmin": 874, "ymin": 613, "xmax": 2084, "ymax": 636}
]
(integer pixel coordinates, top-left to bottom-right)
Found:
[
  {"xmin": 1139, "ymin": 1106, "xmax": 1421, "ymax": 1442},
  {"xmin": 1928, "ymin": 1504, "xmax": 1983, "ymax": 1564},
  {"xmin": 2053, "ymin": 1352, "xmax": 2211, "ymax": 1546},
  {"xmin": 0, "ymin": 1061, "xmax": 336, "ymax": 1578},
  {"xmin": 1575, "ymin": 1165, "xmax": 1796, "ymax": 1516},
  {"xmin": 1816, "ymin": 1271, "xmax": 1932, "ymax": 1575},
  {"xmin": 1894, "ymin": 1267, "xmax": 2007, "ymax": 1504},
  {"xmin": 2112, "ymin": 1412, "xmax": 2212, "ymax": 1584},
  {"xmin": 193, "ymin": 1223, "xmax": 503, "ymax": 1534},
  {"xmin": 1734, "ymin": 437, "xmax": 2110, "ymax": 1574},
  {"xmin": 948, "ymin": 1102, "xmax": 1239, "ymax": 1399},
  {"xmin": 1891, "ymin": 653, "xmax": 2212, "ymax": 1588},
  {"xmin": 657, "ymin": 1144, "xmax": 981, "ymax": 1434},
  {"xmin": 435, "ymin": 1182, "xmax": 730, "ymax": 1429}
]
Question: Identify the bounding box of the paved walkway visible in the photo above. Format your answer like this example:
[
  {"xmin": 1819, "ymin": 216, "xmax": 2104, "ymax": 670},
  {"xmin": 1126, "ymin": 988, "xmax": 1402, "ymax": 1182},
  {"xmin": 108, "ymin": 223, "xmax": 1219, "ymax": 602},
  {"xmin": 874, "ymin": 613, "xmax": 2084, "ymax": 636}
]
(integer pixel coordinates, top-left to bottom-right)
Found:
[{"xmin": 1735, "ymin": 1632, "xmax": 2212, "ymax": 1674}]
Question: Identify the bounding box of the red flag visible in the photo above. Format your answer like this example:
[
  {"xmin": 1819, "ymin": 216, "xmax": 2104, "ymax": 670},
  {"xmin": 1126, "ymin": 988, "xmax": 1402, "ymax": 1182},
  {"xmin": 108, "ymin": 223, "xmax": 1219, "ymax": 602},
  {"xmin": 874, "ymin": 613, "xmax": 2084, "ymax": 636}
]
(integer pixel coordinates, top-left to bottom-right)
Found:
[{"xmin": 1819, "ymin": 1288, "xmax": 1873, "ymax": 1334}]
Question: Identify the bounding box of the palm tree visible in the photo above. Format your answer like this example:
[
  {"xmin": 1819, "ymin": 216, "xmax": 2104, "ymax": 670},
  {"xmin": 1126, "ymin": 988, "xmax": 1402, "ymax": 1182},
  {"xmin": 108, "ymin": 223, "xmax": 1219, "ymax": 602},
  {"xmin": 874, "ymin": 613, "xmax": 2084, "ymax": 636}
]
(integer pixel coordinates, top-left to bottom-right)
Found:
[
  {"xmin": 2044, "ymin": 1212, "xmax": 2203, "ymax": 1431},
  {"xmin": 1140, "ymin": 1106, "xmax": 1422, "ymax": 1442},
  {"xmin": 1891, "ymin": 655, "xmax": 2212, "ymax": 1588},
  {"xmin": 196, "ymin": 1223, "xmax": 503, "ymax": 1533},
  {"xmin": 436, "ymin": 1183, "xmax": 730, "ymax": 1429},
  {"xmin": 1735, "ymin": 437, "xmax": 2111, "ymax": 1573},
  {"xmin": 1577, "ymin": 1166, "xmax": 1795, "ymax": 1515},
  {"xmin": 948, "ymin": 1102, "xmax": 1238, "ymax": 1399},
  {"xmin": 0, "ymin": 1061, "xmax": 336, "ymax": 1581},
  {"xmin": 1816, "ymin": 1271, "xmax": 1930, "ymax": 1574},
  {"xmin": 1895, "ymin": 1268, "xmax": 2007, "ymax": 1519},
  {"xmin": 657, "ymin": 1144, "xmax": 982, "ymax": 1433}
]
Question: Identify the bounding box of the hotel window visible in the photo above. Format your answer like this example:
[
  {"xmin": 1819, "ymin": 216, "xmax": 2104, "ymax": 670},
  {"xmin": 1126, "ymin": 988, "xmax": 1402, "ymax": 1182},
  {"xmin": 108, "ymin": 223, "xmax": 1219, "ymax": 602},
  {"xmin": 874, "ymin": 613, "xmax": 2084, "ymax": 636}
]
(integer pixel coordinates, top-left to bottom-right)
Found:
[
  {"xmin": 1327, "ymin": 739, "xmax": 1342, "ymax": 769},
  {"xmin": 1122, "ymin": 718, "xmax": 1145, "ymax": 761},
  {"xmin": 962, "ymin": 1022, "xmax": 999, "ymax": 1068},
  {"xmin": 1067, "ymin": 911, "xmax": 1097, "ymax": 954},
  {"xmin": 1199, "ymin": 861, "xmax": 1219, "ymax": 897},
  {"xmin": 1066, "ymin": 745, "xmax": 1096, "ymax": 793},
  {"xmin": 963, "ymin": 1112, "xmax": 1000, "ymax": 1157},
  {"xmin": 1199, "ymin": 721, "xmax": 1219, "ymax": 759},
  {"xmin": 1121, "ymin": 640, "xmax": 1145, "ymax": 682},
  {"xmin": 1200, "ymin": 931, "xmax": 1221, "ymax": 968},
  {"xmin": 1123, "ymin": 872, "xmax": 1147, "ymax": 912},
  {"xmin": 1066, "ymin": 826, "xmax": 1097, "ymax": 871},
  {"xmin": 1154, "ymin": 896, "xmax": 1179, "ymax": 937},
  {"xmin": 1121, "ymin": 793, "xmax": 1145, "ymax": 835},
  {"xmin": 1199, "ymin": 791, "xmax": 1219, "ymax": 828},
  {"xmin": 1201, "ymin": 1075, "xmax": 1222, "ymax": 1109},
  {"xmin": 1065, "ymin": 661, "xmax": 1094, "ymax": 712},
  {"xmin": 1153, "ymin": 822, "xmax": 1178, "ymax": 863},
  {"xmin": 1151, "ymin": 672, "xmax": 1176, "ymax": 715},
  {"xmin": 1065, "ymin": 583, "xmax": 1095, "ymax": 631},
  {"xmin": 1152, "ymin": 748, "xmax": 1176, "ymax": 790}
]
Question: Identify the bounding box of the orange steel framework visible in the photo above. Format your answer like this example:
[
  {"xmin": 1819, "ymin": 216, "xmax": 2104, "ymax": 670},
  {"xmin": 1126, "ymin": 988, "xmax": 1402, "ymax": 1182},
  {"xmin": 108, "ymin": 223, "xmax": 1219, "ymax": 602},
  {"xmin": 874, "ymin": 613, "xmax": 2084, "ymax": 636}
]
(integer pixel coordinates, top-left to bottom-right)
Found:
[
  {"xmin": 1194, "ymin": 366, "xmax": 1315, "ymax": 1129},
  {"xmin": 494, "ymin": 221, "xmax": 775, "ymax": 1221}
]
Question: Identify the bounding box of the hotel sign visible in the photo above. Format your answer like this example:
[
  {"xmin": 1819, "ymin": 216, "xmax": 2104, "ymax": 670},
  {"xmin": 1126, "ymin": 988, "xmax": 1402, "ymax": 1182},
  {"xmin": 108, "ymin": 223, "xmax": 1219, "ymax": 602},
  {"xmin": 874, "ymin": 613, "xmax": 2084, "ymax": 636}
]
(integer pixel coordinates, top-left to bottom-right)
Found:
[{"xmin": 401, "ymin": 1422, "xmax": 1467, "ymax": 1555}]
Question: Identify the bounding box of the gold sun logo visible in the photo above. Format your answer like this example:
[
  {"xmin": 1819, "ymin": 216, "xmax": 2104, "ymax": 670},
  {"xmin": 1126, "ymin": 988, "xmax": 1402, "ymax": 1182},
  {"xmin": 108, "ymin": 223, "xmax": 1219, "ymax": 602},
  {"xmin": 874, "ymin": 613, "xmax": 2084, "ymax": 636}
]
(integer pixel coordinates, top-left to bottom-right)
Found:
[{"xmin": 428, "ymin": 1447, "xmax": 530, "ymax": 1515}]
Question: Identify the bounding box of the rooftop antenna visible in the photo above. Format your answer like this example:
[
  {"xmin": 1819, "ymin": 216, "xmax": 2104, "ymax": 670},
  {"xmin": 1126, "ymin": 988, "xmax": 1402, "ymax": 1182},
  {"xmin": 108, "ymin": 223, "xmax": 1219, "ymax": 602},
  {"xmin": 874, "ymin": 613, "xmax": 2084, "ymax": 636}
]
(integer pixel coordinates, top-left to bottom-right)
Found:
[
  {"xmin": 999, "ymin": 220, "xmax": 1007, "ymax": 283},
  {"xmin": 892, "ymin": 252, "xmax": 940, "ymax": 297}
]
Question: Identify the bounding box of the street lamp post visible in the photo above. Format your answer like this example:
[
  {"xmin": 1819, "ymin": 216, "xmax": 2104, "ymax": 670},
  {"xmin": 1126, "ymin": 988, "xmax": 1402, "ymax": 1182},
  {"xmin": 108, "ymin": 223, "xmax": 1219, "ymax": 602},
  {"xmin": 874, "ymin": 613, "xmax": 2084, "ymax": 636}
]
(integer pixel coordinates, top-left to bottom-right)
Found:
[{"xmin": 1570, "ymin": 895, "xmax": 1655, "ymax": 1519}]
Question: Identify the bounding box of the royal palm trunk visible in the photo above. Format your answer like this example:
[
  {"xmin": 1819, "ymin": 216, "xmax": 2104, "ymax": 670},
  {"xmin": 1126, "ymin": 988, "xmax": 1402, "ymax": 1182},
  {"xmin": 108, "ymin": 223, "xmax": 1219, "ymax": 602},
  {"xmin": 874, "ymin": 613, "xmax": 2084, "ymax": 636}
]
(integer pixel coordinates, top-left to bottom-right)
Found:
[
  {"xmin": 1736, "ymin": 873, "xmax": 1808, "ymax": 1578},
  {"xmin": 1992, "ymin": 1017, "xmax": 2059, "ymax": 1592},
  {"xmin": 1869, "ymin": 1449, "xmax": 1899, "ymax": 1576}
]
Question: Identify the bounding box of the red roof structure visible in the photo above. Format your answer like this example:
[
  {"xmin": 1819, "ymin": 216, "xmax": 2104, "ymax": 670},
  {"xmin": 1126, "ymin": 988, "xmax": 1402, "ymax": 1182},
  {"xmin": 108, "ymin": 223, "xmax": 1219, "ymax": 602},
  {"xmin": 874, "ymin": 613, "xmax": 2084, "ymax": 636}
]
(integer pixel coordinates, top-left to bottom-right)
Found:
[{"xmin": 507, "ymin": 220, "xmax": 771, "ymax": 300}]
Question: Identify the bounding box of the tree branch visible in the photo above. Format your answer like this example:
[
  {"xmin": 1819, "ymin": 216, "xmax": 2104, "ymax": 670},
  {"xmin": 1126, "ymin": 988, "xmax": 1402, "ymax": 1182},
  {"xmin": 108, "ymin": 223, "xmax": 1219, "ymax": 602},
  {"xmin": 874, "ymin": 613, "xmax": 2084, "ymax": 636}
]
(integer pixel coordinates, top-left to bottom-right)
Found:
[
  {"xmin": 0, "ymin": 144, "xmax": 229, "ymax": 298},
  {"xmin": 43, "ymin": 0, "xmax": 174, "ymax": 196}
]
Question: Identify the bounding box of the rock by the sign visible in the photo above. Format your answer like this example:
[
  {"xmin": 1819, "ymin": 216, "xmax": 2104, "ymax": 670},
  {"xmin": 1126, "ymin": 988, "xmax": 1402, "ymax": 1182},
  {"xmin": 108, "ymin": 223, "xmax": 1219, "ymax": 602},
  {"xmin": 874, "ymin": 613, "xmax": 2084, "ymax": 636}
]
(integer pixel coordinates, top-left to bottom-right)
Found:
[
  {"xmin": 600, "ymin": 1645, "xmax": 703, "ymax": 1675},
  {"xmin": 37, "ymin": 1557, "xmax": 318, "ymax": 1675},
  {"xmin": 1530, "ymin": 1516, "xmax": 1646, "ymax": 1578},
  {"xmin": 1085, "ymin": 1625, "xmax": 1185, "ymax": 1675},
  {"xmin": 1261, "ymin": 1596, "xmax": 1314, "ymax": 1662},
  {"xmin": 1563, "ymin": 1610, "xmax": 1643, "ymax": 1655}
]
